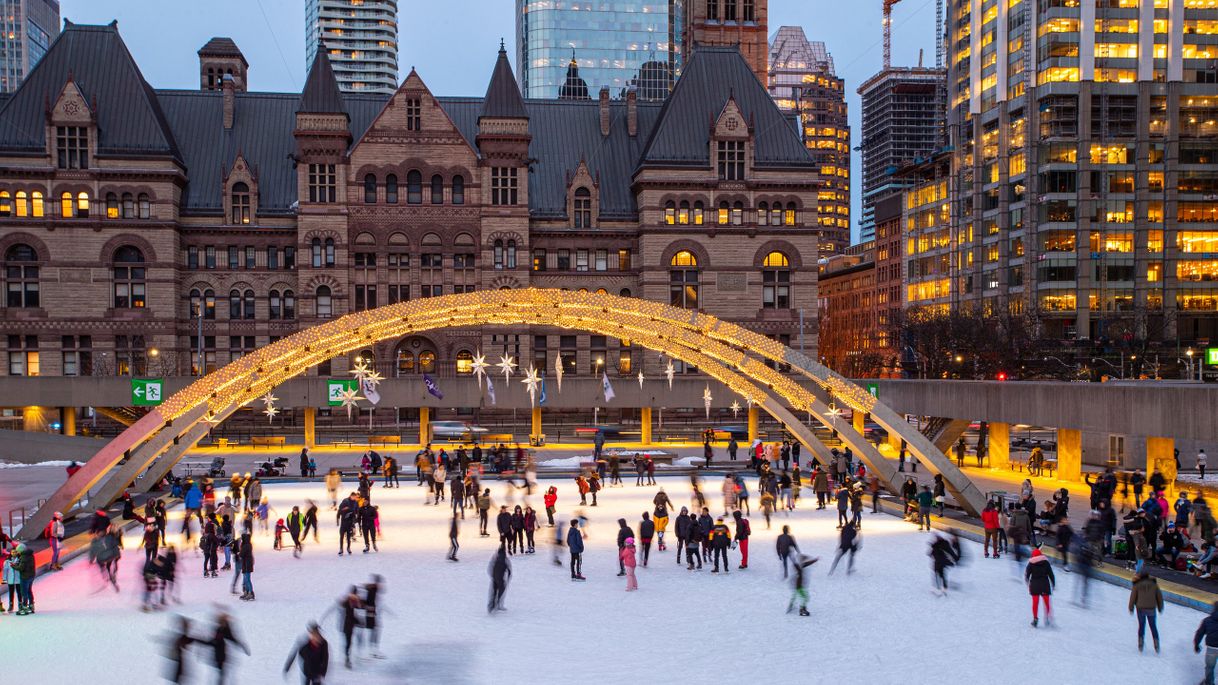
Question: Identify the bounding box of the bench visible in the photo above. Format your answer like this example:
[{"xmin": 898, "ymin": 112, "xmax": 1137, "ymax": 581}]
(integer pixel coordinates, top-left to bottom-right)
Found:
[
  {"xmin": 479, "ymin": 433, "xmax": 514, "ymax": 444},
  {"xmin": 214, "ymin": 437, "xmax": 238, "ymax": 449},
  {"xmin": 251, "ymin": 436, "xmax": 287, "ymax": 448},
  {"xmin": 330, "ymin": 440, "xmax": 355, "ymax": 448},
  {"xmin": 368, "ymin": 435, "xmax": 402, "ymax": 446},
  {"xmin": 180, "ymin": 461, "xmax": 212, "ymax": 477},
  {"xmin": 661, "ymin": 435, "xmax": 690, "ymax": 444}
]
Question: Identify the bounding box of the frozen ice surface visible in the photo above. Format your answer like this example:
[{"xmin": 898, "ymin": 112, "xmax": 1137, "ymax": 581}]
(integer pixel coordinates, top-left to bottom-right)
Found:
[{"xmin": 0, "ymin": 476, "xmax": 1200, "ymax": 684}]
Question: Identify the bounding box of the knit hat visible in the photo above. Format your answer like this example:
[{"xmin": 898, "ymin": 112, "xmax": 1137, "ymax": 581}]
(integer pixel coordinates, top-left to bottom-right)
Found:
[
  {"xmin": 625, "ymin": 537, "xmax": 635, "ymax": 546},
  {"xmin": 1031, "ymin": 548, "xmax": 1043, "ymax": 558}
]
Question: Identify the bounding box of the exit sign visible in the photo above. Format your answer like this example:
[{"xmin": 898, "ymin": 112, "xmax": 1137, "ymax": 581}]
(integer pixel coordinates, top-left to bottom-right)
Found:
[
  {"xmin": 131, "ymin": 378, "xmax": 164, "ymax": 406},
  {"xmin": 1207, "ymin": 348, "xmax": 1218, "ymax": 366},
  {"xmin": 865, "ymin": 382, "xmax": 879, "ymax": 399}
]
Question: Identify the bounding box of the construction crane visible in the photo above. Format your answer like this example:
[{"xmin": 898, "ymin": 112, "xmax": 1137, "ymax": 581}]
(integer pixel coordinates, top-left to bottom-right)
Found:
[{"xmin": 883, "ymin": 0, "xmax": 904, "ymax": 70}]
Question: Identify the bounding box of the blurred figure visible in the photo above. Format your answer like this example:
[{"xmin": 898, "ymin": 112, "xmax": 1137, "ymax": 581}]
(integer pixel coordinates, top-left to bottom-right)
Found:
[
  {"xmin": 787, "ymin": 554, "xmax": 818, "ymax": 616},
  {"xmin": 208, "ymin": 610, "xmax": 249, "ymax": 684},
  {"xmin": 829, "ymin": 522, "xmax": 859, "ymax": 575},
  {"xmin": 776, "ymin": 525, "xmax": 799, "ymax": 579},
  {"xmin": 488, "ymin": 544, "xmax": 512, "ymax": 613},
  {"xmin": 284, "ymin": 622, "xmax": 329, "ymax": 685},
  {"xmin": 448, "ymin": 514, "xmax": 460, "ymax": 562},
  {"xmin": 164, "ymin": 615, "xmax": 197, "ymax": 684}
]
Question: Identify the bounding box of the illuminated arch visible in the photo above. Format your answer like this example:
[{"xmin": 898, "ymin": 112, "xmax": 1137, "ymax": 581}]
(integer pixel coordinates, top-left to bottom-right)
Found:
[{"xmin": 19, "ymin": 289, "xmax": 983, "ymax": 539}]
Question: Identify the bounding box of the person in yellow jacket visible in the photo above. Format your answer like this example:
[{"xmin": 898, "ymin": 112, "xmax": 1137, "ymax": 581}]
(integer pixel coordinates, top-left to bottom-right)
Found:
[
  {"xmin": 653, "ymin": 489, "xmax": 672, "ymax": 551},
  {"xmin": 710, "ymin": 517, "xmax": 732, "ymax": 573}
]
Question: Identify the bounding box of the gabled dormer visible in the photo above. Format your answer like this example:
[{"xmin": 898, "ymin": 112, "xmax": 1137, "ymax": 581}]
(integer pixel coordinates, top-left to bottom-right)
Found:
[
  {"xmin": 476, "ymin": 44, "xmax": 531, "ymax": 210},
  {"xmin": 46, "ymin": 76, "xmax": 96, "ymax": 171},
  {"xmin": 566, "ymin": 161, "xmax": 599, "ymax": 228},
  {"xmin": 711, "ymin": 95, "xmax": 752, "ymax": 183},
  {"xmin": 294, "ymin": 52, "xmax": 350, "ymax": 205},
  {"xmin": 223, "ymin": 152, "xmax": 258, "ymax": 225},
  {"xmin": 354, "ymin": 68, "xmax": 471, "ymax": 148}
]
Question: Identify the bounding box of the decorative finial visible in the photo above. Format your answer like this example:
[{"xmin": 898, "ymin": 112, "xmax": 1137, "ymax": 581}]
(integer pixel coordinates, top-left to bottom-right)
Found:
[{"xmin": 500, "ymin": 37, "xmax": 506, "ymax": 52}]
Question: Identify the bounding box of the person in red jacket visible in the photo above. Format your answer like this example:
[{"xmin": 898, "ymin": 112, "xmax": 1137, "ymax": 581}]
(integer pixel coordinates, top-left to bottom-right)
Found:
[
  {"xmin": 543, "ymin": 486, "xmax": 558, "ymax": 527},
  {"xmin": 982, "ymin": 500, "xmax": 1001, "ymax": 558}
]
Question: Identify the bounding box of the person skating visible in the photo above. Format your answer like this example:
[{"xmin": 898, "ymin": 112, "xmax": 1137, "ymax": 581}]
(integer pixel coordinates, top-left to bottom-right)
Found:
[
  {"xmin": 710, "ymin": 517, "xmax": 733, "ymax": 573},
  {"xmin": 325, "ymin": 470, "xmax": 341, "ymax": 510},
  {"xmin": 509, "ymin": 505, "xmax": 525, "ymax": 555},
  {"xmin": 451, "ymin": 473, "xmax": 466, "ymax": 519},
  {"xmin": 621, "ymin": 537, "xmax": 639, "ymax": 591},
  {"xmin": 488, "ymin": 544, "xmax": 512, "ymax": 613},
  {"xmin": 616, "ymin": 518, "xmax": 635, "ymax": 576},
  {"xmin": 287, "ymin": 505, "xmax": 304, "ymax": 557},
  {"xmin": 834, "ymin": 484, "xmax": 849, "ymax": 529},
  {"xmin": 544, "ymin": 486, "xmax": 558, "ymax": 527},
  {"xmin": 200, "ymin": 521, "xmax": 220, "ymax": 578},
  {"xmin": 1194, "ymin": 601, "xmax": 1218, "ymax": 684},
  {"xmin": 917, "ymin": 486, "xmax": 935, "ymax": 531},
  {"xmin": 813, "ymin": 469, "xmax": 829, "ymax": 509},
  {"xmin": 788, "ymin": 554, "xmax": 819, "ymax": 616},
  {"xmin": 284, "ymin": 622, "xmax": 329, "ymax": 685},
  {"xmin": 849, "ymin": 483, "xmax": 864, "ymax": 528},
  {"xmin": 653, "ymin": 489, "xmax": 673, "ymax": 550},
  {"xmin": 759, "ymin": 489, "xmax": 776, "ymax": 530},
  {"xmin": 829, "ymin": 522, "xmax": 859, "ymax": 575},
  {"xmin": 302, "ymin": 500, "xmax": 319, "ymax": 543},
  {"xmin": 1128, "ymin": 571, "xmax": 1164, "ymax": 652},
  {"xmin": 1025, "ymin": 548, "xmax": 1056, "ymax": 627},
  {"xmin": 336, "ymin": 493, "xmax": 358, "ymax": 556},
  {"xmin": 567, "ymin": 519, "xmax": 586, "ymax": 580},
  {"xmin": 238, "ymin": 533, "xmax": 255, "ymax": 601},
  {"xmin": 589, "ymin": 472, "xmax": 601, "ymax": 506},
  {"xmin": 323, "ymin": 586, "xmax": 362, "ymax": 668},
  {"xmin": 496, "ymin": 505, "xmax": 513, "ymax": 552},
  {"xmin": 523, "ymin": 505, "xmax": 538, "ymax": 553},
  {"xmin": 777, "ymin": 525, "xmax": 799, "ymax": 579},
  {"xmin": 929, "ymin": 532, "xmax": 959, "ymax": 595},
  {"xmin": 683, "ymin": 511, "xmax": 704, "ymax": 570},
  {"xmin": 208, "ymin": 610, "xmax": 249, "ymax": 685},
  {"xmin": 982, "ymin": 501, "xmax": 1001, "ymax": 558},
  {"xmin": 167, "ymin": 615, "xmax": 198, "ymax": 684},
  {"xmin": 359, "ymin": 499, "xmax": 378, "ymax": 553},
  {"xmin": 44, "ymin": 511, "xmax": 65, "ymax": 571},
  {"xmin": 635, "ymin": 512, "xmax": 656, "ymax": 566},
  {"xmin": 697, "ymin": 507, "xmax": 714, "ymax": 563},
  {"xmin": 478, "ymin": 489, "xmax": 492, "ymax": 536},
  {"xmin": 446, "ymin": 514, "xmax": 460, "ymax": 562},
  {"xmin": 12, "ymin": 542, "xmax": 34, "ymax": 614},
  {"xmin": 732, "ymin": 510, "xmax": 751, "ymax": 569},
  {"xmin": 674, "ymin": 506, "xmax": 691, "ymax": 564},
  {"xmin": 932, "ymin": 475, "xmax": 946, "ymax": 517}
]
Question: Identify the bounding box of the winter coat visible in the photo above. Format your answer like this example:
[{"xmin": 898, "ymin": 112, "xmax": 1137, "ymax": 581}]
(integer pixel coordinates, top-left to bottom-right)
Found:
[
  {"xmin": 639, "ymin": 518, "xmax": 656, "ymax": 540},
  {"xmin": 616, "ymin": 521, "xmax": 635, "ymax": 549},
  {"xmin": 710, "ymin": 523, "xmax": 732, "ymax": 549},
  {"xmin": 675, "ymin": 513, "xmax": 691, "ymax": 539},
  {"xmin": 620, "ymin": 545, "xmax": 637, "ymax": 568},
  {"xmin": 287, "ymin": 637, "xmax": 329, "ymax": 679},
  {"xmin": 929, "ymin": 536, "xmax": 957, "ymax": 571},
  {"xmin": 240, "ymin": 539, "xmax": 254, "ymax": 573},
  {"xmin": 337, "ymin": 498, "xmax": 358, "ymax": 529},
  {"xmin": 1024, "ymin": 555, "xmax": 1055, "ymax": 595},
  {"xmin": 813, "ymin": 472, "xmax": 829, "ymax": 492},
  {"xmin": 1176, "ymin": 499, "xmax": 1193, "ymax": 528},
  {"xmin": 776, "ymin": 533, "xmax": 797, "ymax": 557},
  {"xmin": 835, "ymin": 489, "xmax": 849, "ymax": 510},
  {"xmin": 839, "ymin": 524, "xmax": 858, "ymax": 550},
  {"xmin": 916, "ymin": 491, "xmax": 935, "ymax": 509},
  {"xmin": 1196, "ymin": 605, "xmax": 1218, "ymax": 649},
  {"xmin": 359, "ymin": 504, "xmax": 377, "ymax": 528},
  {"xmin": 684, "ymin": 520, "xmax": 702, "ymax": 544},
  {"xmin": 184, "ymin": 486, "xmax": 203, "ymax": 509},
  {"xmin": 734, "ymin": 516, "xmax": 751, "ymax": 540},
  {"xmin": 544, "ymin": 491, "xmax": 558, "ymax": 509},
  {"xmin": 567, "ymin": 527, "xmax": 585, "ymax": 554},
  {"xmin": 697, "ymin": 514, "xmax": 714, "ymax": 537},
  {"xmin": 510, "ymin": 512, "xmax": 525, "ymax": 532},
  {"xmin": 1128, "ymin": 576, "xmax": 1164, "ymax": 612},
  {"xmin": 981, "ymin": 509, "xmax": 1000, "ymax": 530},
  {"xmin": 496, "ymin": 512, "xmax": 512, "ymax": 535}
]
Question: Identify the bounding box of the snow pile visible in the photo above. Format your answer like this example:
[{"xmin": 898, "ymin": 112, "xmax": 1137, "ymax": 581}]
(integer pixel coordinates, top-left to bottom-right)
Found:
[
  {"xmin": 0, "ymin": 459, "xmax": 74, "ymax": 469},
  {"xmin": 537, "ymin": 455, "xmax": 594, "ymax": 468}
]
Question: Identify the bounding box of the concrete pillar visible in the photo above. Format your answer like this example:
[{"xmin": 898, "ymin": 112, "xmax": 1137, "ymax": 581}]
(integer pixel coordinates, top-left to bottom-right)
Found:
[
  {"xmin": 61, "ymin": 407, "xmax": 76, "ymax": 436},
  {"xmin": 419, "ymin": 406, "xmax": 431, "ymax": 446},
  {"xmin": 1147, "ymin": 436, "xmax": 1176, "ymax": 492},
  {"xmin": 531, "ymin": 406, "xmax": 542, "ymax": 444},
  {"xmin": 303, "ymin": 407, "xmax": 316, "ymax": 449},
  {"xmin": 747, "ymin": 407, "xmax": 759, "ymax": 443},
  {"xmin": 1056, "ymin": 428, "xmax": 1082, "ymax": 481},
  {"xmin": 640, "ymin": 407, "xmax": 653, "ymax": 445},
  {"xmin": 887, "ymin": 429, "xmax": 902, "ymax": 452},
  {"xmin": 989, "ymin": 421, "xmax": 1010, "ymax": 470},
  {"xmin": 852, "ymin": 410, "xmax": 866, "ymax": 436}
]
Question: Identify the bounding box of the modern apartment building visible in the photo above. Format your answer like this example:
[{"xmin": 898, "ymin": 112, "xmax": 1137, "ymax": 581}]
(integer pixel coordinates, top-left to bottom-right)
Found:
[
  {"xmin": 0, "ymin": 0, "xmax": 58, "ymax": 93},
  {"xmin": 769, "ymin": 26, "xmax": 850, "ymax": 256},
  {"xmin": 945, "ymin": 0, "xmax": 1218, "ymax": 344},
  {"xmin": 305, "ymin": 0, "xmax": 398, "ymax": 93}
]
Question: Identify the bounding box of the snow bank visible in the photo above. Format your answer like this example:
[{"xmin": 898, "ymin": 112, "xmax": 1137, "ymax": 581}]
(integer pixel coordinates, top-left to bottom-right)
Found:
[{"xmin": 0, "ymin": 459, "xmax": 73, "ymax": 469}]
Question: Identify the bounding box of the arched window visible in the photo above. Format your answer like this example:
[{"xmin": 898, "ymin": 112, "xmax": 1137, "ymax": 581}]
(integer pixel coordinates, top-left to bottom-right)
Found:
[
  {"xmin": 431, "ymin": 174, "xmax": 444, "ymax": 204},
  {"xmin": 122, "ymin": 192, "xmax": 135, "ymax": 219},
  {"xmin": 669, "ymin": 250, "xmax": 699, "ymax": 309},
  {"xmin": 493, "ymin": 239, "xmax": 504, "ymax": 270},
  {"xmin": 770, "ymin": 204, "xmax": 782, "ymax": 226},
  {"xmin": 30, "ymin": 191, "xmax": 43, "ymax": 217},
  {"xmin": 452, "ymin": 175, "xmax": 465, "ymax": 205},
  {"xmin": 506, "ymin": 239, "xmax": 517, "ymax": 269},
  {"xmin": 325, "ymin": 238, "xmax": 335, "ymax": 267},
  {"xmin": 664, "ymin": 200, "xmax": 676, "ymax": 225},
  {"xmin": 396, "ymin": 349, "xmax": 415, "ymax": 376},
  {"xmin": 190, "ymin": 288, "xmax": 202, "ymax": 318},
  {"xmin": 717, "ymin": 201, "xmax": 729, "ymax": 225},
  {"xmin": 732, "ymin": 201, "xmax": 744, "ymax": 226},
  {"xmin": 14, "ymin": 191, "xmax": 27, "ymax": 217},
  {"xmin": 406, "ymin": 170, "xmax": 422, "ymax": 204},
  {"xmin": 762, "ymin": 251, "xmax": 791, "ymax": 309},
  {"xmin": 316, "ymin": 285, "xmax": 332, "ymax": 318},
  {"xmin": 311, "ymin": 237, "xmax": 322, "ymax": 267},
  {"xmin": 203, "ymin": 289, "xmax": 216, "ymax": 319},
  {"xmin": 418, "ymin": 350, "xmax": 436, "ymax": 373},
  {"xmin": 138, "ymin": 193, "xmax": 151, "ymax": 219},
  {"xmin": 678, "ymin": 200, "xmax": 690, "ymax": 225},
  {"xmin": 364, "ymin": 174, "xmax": 377, "ymax": 204},
  {"xmin": 693, "ymin": 200, "xmax": 704, "ymax": 225},
  {"xmin": 619, "ymin": 288, "xmax": 632, "ymax": 298},
  {"xmin": 112, "ymin": 246, "xmax": 146, "ymax": 308},
  {"xmin": 354, "ymin": 349, "xmax": 375, "ymax": 370},
  {"xmin": 228, "ymin": 289, "xmax": 241, "ymax": 318},
  {"xmin": 283, "ymin": 290, "xmax": 296, "ymax": 319},
  {"xmin": 784, "ymin": 202, "xmax": 797, "ymax": 226},
  {"xmin": 76, "ymin": 192, "xmax": 90, "ymax": 218},
  {"xmin": 385, "ymin": 174, "xmax": 398, "ymax": 204},
  {"xmin": 0, "ymin": 190, "xmax": 10, "ymax": 217},
  {"xmin": 758, "ymin": 201, "xmax": 768, "ymax": 226},
  {"xmin": 60, "ymin": 191, "xmax": 73, "ymax": 218},
  {"xmin": 230, "ymin": 183, "xmax": 250, "ymax": 224},
  {"xmin": 269, "ymin": 289, "xmax": 282, "ymax": 319},
  {"xmin": 106, "ymin": 193, "xmax": 119, "ymax": 219},
  {"xmin": 244, "ymin": 289, "xmax": 255, "ymax": 319},
  {"xmin": 456, "ymin": 349, "xmax": 474, "ymax": 375},
  {"xmin": 4, "ymin": 243, "xmax": 39, "ymax": 308},
  {"xmin": 574, "ymin": 187, "xmax": 592, "ymax": 227}
]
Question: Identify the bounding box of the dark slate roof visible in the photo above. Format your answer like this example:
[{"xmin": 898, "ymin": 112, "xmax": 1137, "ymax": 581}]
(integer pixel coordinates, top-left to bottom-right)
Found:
[
  {"xmin": 639, "ymin": 46, "xmax": 814, "ymax": 168},
  {"xmin": 0, "ymin": 23, "xmax": 179, "ymax": 158},
  {"xmin": 198, "ymin": 37, "xmax": 245, "ymax": 60},
  {"xmin": 480, "ymin": 47, "xmax": 528, "ymax": 120},
  {"xmin": 157, "ymin": 90, "xmax": 300, "ymax": 216},
  {"xmin": 297, "ymin": 52, "xmax": 345, "ymax": 114}
]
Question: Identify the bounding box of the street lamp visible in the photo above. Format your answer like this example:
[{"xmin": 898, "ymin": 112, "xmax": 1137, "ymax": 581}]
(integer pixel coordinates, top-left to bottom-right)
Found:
[
  {"xmin": 1187, "ymin": 349, "xmax": 1196, "ymax": 381},
  {"xmin": 1090, "ymin": 357, "xmax": 1122, "ymax": 379}
]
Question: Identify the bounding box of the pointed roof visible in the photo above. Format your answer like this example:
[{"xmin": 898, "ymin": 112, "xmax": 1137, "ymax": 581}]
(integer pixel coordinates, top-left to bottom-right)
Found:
[
  {"xmin": 0, "ymin": 22, "xmax": 179, "ymax": 159},
  {"xmin": 480, "ymin": 44, "xmax": 528, "ymax": 119},
  {"xmin": 297, "ymin": 51, "xmax": 345, "ymax": 114},
  {"xmin": 198, "ymin": 37, "xmax": 245, "ymax": 60},
  {"xmin": 558, "ymin": 53, "xmax": 590, "ymax": 101}
]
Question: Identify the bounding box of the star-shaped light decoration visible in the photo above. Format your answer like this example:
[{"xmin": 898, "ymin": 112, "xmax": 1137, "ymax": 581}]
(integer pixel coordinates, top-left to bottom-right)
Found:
[
  {"xmin": 521, "ymin": 365, "xmax": 542, "ymax": 406},
  {"xmin": 261, "ymin": 392, "xmax": 278, "ymax": 408},
  {"xmin": 637, "ymin": 370, "xmax": 645, "ymax": 390},
  {"xmin": 664, "ymin": 360, "xmax": 675, "ymax": 390},
  {"xmin": 730, "ymin": 400, "xmax": 741, "ymax": 418},
  {"xmin": 496, "ymin": 354, "xmax": 517, "ymax": 386},
  {"xmin": 824, "ymin": 401, "xmax": 844, "ymax": 427},
  {"xmin": 364, "ymin": 369, "xmax": 384, "ymax": 387},
  {"xmin": 471, "ymin": 351, "xmax": 490, "ymax": 389},
  {"xmin": 349, "ymin": 356, "xmax": 371, "ymax": 381},
  {"xmin": 702, "ymin": 384, "xmax": 713, "ymax": 420},
  {"xmin": 553, "ymin": 351, "xmax": 564, "ymax": 392},
  {"xmin": 263, "ymin": 404, "xmax": 280, "ymax": 424},
  {"xmin": 338, "ymin": 387, "xmax": 364, "ymax": 421},
  {"xmin": 201, "ymin": 410, "xmax": 223, "ymax": 429}
]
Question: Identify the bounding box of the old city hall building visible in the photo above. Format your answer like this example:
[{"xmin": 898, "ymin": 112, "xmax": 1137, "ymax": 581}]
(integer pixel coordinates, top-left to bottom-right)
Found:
[{"xmin": 0, "ymin": 22, "xmax": 818, "ymax": 400}]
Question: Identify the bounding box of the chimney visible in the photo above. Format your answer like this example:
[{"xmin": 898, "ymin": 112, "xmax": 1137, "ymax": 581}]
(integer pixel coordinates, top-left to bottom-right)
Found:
[
  {"xmin": 599, "ymin": 86, "xmax": 611, "ymax": 137},
  {"xmin": 222, "ymin": 74, "xmax": 235, "ymax": 130},
  {"xmin": 626, "ymin": 87, "xmax": 638, "ymax": 137}
]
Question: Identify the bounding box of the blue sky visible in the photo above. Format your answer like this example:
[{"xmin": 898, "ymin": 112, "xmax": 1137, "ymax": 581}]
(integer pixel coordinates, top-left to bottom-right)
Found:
[{"xmin": 60, "ymin": 0, "xmax": 938, "ymax": 243}]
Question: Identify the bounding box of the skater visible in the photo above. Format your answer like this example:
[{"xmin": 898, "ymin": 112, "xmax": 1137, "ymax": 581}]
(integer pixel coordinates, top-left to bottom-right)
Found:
[
  {"xmin": 1128, "ymin": 571, "xmax": 1164, "ymax": 652},
  {"xmin": 44, "ymin": 511, "xmax": 65, "ymax": 571},
  {"xmin": 982, "ymin": 501, "xmax": 1001, "ymax": 558},
  {"xmin": 732, "ymin": 510, "xmax": 751, "ymax": 569},
  {"xmin": 829, "ymin": 522, "xmax": 859, "ymax": 575},
  {"xmin": 323, "ymin": 586, "xmax": 362, "ymax": 668},
  {"xmin": 337, "ymin": 493, "xmax": 358, "ymax": 556},
  {"xmin": 788, "ymin": 554, "xmax": 818, "ymax": 616},
  {"xmin": 1025, "ymin": 548, "xmax": 1056, "ymax": 627},
  {"xmin": 478, "ymin": 489, "xmax": 492, "ymax": 536},
  {"xmin": 325, "ymin": 470, "xmax": 341, "ymax": 509},
  {"xmin": 287, "ymin": 505, "xmax": 304, "ymax": 557},
  {"xmin": 933, "ymin": 474, "xmax": 946, "ymax": 517},
  {"xmin": 208, "ymin": 611, "xmax": 249, "ymax": 685},
  {"xmin": 675, "ymin": 506, "xmax": 691, "ymax": 564},
  {"xmin": 576, "ymin": 474, "xmax": 590, "ymax": 505},
  {"xmin": 497, "ymin": 505, "xmax": 513, "ymax": 552},
  {"xmin": 917, "ymin": 486, "xmax": 935, "ymax": 530},
  {"xmin": 238, "ymin": 533, "xmax": 255, "ymax": 600},
  {"xmin": 302, "ymin": 500, "xmax": 319, "ymax": 543},
  {"xmin": 616, "ymin": 518, "xmax": 635, "ymax": 576},
  {"xmin": 510, "ymin": 505, "xmax": 525, "ymax": 555},
  {"xmin": 524, "ymin": 505, "xmax": 538, "ymax": 553},
  {"xmin": 567, "ymin": 519, "xmax": 586, "ymax": 580},
  {"xmin": 284, "ymin": 622, "xmax": 329, "ymax": 685},
  {"xmin": 710, "ymin": 517, "xmax": 733, "ymax": 573},
  {"xmin": 929, "ymin": 532, "xmax": 959, "ymax": 595},
  {"xmin": 835, "ymin": 484, "xmax": 849, "ymax": 528},
  {"xmin": 684, "ymin": 510, "xmax": 703, "ymax": 570},
  {"xmin": 544, "ymin": 486, "xmax": 558, "ymax": 527},
  {"xmin": 360, "ymin": 498, "xmax": 378, "ymax": 553},
  {"xmin": 488, "ymin": 544, "xmax": 512, "ymax": 613},
  {"xmin": 448, "ymin": 514, "xmax": 460, "ymax": 562},
  {"xmin": 166, "ymin": 615, "xmax": 198, "ymax": 684},
  {"xmin": 697, "ymin": 507, "xmax": 714, "ymax": 563},
  {"xmin": 639, "ymin": 512, "xmax": 655, "ymax": 566},
  {"xmin": 452, "ymin": 473, "xmax": 466, "ymax": 519},
  {"xmin": 1193, "ymin": 601, "xmax": 1218, "ymax": 684},
  {"xmin": 813, "ymin": 469, "xmax": 829, "ymax": 509},
  {"xmin": 589, "ymin": 472, "xmax": 601, "ymax": 506},
  {"xmin": 777, "ymin": 525, "xmax": 799, "ymax": 578},
  {"xmin": 621, "ymin": 537, "xmax": 639, "ymax": 591},
  {"xmin": 362, "ymin": 575, "xmax": 384, "ymax": 659}
]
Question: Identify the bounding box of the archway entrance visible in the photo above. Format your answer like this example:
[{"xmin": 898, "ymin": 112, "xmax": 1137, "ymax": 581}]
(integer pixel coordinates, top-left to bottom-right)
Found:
[{"xmin": 19, "ymin": 289, "xmax": 984, "ymax": 539}]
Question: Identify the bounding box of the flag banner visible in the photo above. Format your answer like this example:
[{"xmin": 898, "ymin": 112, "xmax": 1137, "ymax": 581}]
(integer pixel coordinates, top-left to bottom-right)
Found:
[
  {"xmin": 486, "ymin": 375, "xmax": 497, "ymax": 405},
  {"xmin": 424, "ymin": 374, "xmax": 444, "ymax": 400},
  {"xmin": 362, "ymin": 379, "xmax": 381, "ymax": 405},
  {"xmin": 602, "ymin": 371, "xmax": 616, "ymax": 402},
  {"xmin": 539, "ymin": 375, "xmax": 548, "ymax": 406}
]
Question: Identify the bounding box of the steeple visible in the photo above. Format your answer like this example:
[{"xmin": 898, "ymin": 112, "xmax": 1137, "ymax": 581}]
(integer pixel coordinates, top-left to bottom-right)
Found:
[
  {"xmin": 480, "ymin": 43, "xmax": 528, "ymax": 120},
  {"xmin": 558, "ymin": 50, "xmax": 590, "ymax": 101},
  {"xmin": 297, "ymin": 51, "xmax": 345, "ymax": 114}
]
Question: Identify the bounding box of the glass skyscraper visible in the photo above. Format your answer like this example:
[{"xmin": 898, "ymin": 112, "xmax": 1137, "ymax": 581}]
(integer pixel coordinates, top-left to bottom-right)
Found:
[
  {"xmin": 305, "ymin": 0, "xmax": 399, "ymax": 94},
  {"xmin": 0, "ymin": 0, "xmax": 59, "ymax": 93},
  {"xmin": 516, "ymin": 0, "xmax": 684, "ymax": 100}
]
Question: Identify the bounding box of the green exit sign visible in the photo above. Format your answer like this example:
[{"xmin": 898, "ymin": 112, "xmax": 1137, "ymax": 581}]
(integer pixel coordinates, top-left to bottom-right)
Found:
[
  {"xmin": 865, "ymin": 382, "xmax": 879, "ymax": 399},
  {"xmin": 1207, "ymin": 348, "xmax": 1218, "ymax": 366},
  {"xmin": 131, "ymin": 378, "xmax": 163, "ymax": 406}
]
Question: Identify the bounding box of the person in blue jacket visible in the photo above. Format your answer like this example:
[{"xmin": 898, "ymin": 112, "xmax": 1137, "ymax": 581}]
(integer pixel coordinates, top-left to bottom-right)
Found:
[
  {"xmin": 1195, "ymin": 601, "xmax": 1218, "ymax": 684},
  {"xmin": 567, "ymin": 519, "xmax": 585, "ymax": 580},
  {"xmin": 182, "ymin": 481, "xmax": 204, "ymax": 541}
]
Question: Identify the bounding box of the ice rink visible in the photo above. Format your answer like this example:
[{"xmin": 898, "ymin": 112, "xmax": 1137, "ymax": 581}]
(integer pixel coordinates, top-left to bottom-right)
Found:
[{"xmin": 0, "ymin": 475, "xmax": 1207, "ymax": 684}]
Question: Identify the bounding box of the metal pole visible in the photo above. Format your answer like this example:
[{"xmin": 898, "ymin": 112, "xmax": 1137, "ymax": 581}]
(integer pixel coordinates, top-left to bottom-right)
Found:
[
  {"xmin": 196, "ymin": 303, "xmax": 204, "ymax": 376},
  {"xmin": 799, "ymin": 308, "xmax": 806, "ymax": 356}
]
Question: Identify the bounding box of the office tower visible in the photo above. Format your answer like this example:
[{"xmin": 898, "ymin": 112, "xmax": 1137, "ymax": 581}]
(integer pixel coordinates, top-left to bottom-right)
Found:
[
  {"xmin": 305, "ymin": 0, "xmax": 398, "ymax": 93},
  {"xmin": 684, "ymin": 0, "xmax": 767, "ymax": 85},
  {"xmin": 0, "ymin": 0, "xmax": 59, "ymax": 93},
  {"xmin": 769, "ymin": 26, "xmax": 849, "ymax": 255}
]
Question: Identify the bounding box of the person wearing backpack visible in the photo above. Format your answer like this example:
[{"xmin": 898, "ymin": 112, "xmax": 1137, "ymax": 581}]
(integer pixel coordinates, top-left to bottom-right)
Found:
[{"xmin": 732, "ymin": 510, "xmax": 751, "ymax": 569}]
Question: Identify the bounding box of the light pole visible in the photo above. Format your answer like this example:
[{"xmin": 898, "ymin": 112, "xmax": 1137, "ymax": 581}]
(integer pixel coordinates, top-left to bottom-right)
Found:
[
  {"xmin": 1187, "ymin": 349, "xmax": 1195, "ymax": 381},
  {"xmin": 1091, "ymin": 357, "xmax": 1122, "ymax": 379}
]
